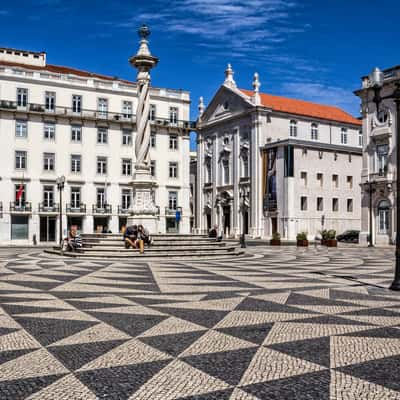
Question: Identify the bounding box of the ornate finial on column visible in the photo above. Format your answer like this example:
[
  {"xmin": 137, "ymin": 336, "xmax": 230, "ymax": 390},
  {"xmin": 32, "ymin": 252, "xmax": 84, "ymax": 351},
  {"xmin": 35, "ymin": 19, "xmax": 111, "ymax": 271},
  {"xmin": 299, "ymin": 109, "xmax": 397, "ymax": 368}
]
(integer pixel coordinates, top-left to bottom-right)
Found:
[
  {"xmin": 224, "ymin": 63, "xmax": 236, "ymax": 88},
  {"xmin": 252, "ymin": 72, "xmax": 261, "ymax": 105},
  {"xmin": 198, "ymin": 96, "xmax": 205, "ymax": 120}
]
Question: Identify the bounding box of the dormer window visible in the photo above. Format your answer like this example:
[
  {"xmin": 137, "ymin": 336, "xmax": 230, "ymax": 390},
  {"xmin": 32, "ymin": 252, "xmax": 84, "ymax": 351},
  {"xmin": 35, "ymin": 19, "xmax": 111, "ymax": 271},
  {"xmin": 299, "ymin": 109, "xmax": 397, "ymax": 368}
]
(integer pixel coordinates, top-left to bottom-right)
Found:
[
  {"xmin": 311, "ymin": 123, "xmax": 318, "ymax": 140},
  {"xmin": 223, "ymin": 137, "xmax": 229, "ymax": 145},
  {"xmin": 378, "ymin": 108, "xmax": 389, "ymax": 123},
  {"xmin": 223, "ymin": 101, "xmax": 229, "ymax": 110},
  {"xmin": 341, "ymin": 128, "xmax": 348, "ymax": 144},
  {"xmin": 290, "ymin": 120, "xmax": 297, "ymax": 137}
]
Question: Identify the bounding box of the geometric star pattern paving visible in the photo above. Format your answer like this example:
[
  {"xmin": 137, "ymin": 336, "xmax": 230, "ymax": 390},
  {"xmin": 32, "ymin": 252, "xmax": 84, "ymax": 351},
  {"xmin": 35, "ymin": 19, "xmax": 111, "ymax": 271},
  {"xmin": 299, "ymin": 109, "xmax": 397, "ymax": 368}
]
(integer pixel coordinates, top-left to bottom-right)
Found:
[{"xmin": 0, "ymin": 246, "xmax": 400, "ymax": 399}]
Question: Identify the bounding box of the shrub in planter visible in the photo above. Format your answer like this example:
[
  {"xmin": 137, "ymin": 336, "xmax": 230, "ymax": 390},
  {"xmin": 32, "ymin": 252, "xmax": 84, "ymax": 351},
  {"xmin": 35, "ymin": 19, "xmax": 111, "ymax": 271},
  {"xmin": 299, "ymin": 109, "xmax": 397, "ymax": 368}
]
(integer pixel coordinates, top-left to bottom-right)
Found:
[
  {"xmin": 296, "ymin": 231, "xmax": 309, "ymax": 247},
  {"xmin": 326, "ymin": 229, "xmax": 337, "ymax": 247},
  {"xmin": 320, "ymin": 229, "xmax": 328, "ymax": 245},
  {"xmin": 270, "ymin": 232, "xmax": 281, "ymax": 246}
]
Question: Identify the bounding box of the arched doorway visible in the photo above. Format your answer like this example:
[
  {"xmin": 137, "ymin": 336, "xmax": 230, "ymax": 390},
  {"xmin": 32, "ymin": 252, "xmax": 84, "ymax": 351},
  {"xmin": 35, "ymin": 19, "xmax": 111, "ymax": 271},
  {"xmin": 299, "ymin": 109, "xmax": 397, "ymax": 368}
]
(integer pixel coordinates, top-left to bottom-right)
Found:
[{"xmin": 377, "ymin": 199, "xmax": 391, "ymax": 237}]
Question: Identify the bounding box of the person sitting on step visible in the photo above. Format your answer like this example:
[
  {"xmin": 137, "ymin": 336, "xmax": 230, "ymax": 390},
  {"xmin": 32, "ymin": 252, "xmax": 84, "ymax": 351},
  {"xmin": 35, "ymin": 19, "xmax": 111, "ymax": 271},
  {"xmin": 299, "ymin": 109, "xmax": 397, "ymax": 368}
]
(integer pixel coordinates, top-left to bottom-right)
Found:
[
  {"xmin": 123, "ymin": 224, "xmax": 138, "ymax": 249},
  {"xmin": 138, "ymin": 224, "xmax": 153, "ymax": 247},
  {"xmin": 67, "ymin": 228, "xmax": 82, "ymax": 252}
]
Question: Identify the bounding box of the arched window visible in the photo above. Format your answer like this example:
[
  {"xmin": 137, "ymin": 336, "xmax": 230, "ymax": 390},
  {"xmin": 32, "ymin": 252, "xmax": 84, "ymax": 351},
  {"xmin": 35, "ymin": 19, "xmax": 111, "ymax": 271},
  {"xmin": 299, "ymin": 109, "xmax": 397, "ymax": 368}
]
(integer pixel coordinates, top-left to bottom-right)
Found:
[
  {"xmin": 378, "ymin": 199, "xmax": 390, "ymax": 234},
  {"xmin": 311, "ymin": 123, "xmax": 318, "ymax": 140},
  {"xmin": 290, "ymin": 120, "xmax": 297, "ymax": 137},
  {"xmin": 341, "ymin": 128, "xmax": 348, "ymax": 144},
  {"xmin": 205, "ymin": 161, "xmax": 212, "ymax": 183},
  {"xmin": 242, "ymin": 155, "xmax": 249, "ymax": 177}
]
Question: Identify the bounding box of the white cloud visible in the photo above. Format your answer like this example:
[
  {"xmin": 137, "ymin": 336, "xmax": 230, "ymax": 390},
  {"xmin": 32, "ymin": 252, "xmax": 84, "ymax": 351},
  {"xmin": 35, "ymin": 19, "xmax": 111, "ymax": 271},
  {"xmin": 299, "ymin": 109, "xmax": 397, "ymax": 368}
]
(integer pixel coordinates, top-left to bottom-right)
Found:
[{"xmin": 0, "ymin": 10, "xmax": 9, "ymax": 16}]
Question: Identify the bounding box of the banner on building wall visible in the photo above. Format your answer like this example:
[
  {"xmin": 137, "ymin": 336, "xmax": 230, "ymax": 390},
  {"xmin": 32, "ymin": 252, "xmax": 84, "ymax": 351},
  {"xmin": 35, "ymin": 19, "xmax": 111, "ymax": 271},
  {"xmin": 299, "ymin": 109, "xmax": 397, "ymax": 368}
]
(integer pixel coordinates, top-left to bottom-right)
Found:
[{"xmin": 263, "ymin": 148, "xmax": 277, "ymax": 211}]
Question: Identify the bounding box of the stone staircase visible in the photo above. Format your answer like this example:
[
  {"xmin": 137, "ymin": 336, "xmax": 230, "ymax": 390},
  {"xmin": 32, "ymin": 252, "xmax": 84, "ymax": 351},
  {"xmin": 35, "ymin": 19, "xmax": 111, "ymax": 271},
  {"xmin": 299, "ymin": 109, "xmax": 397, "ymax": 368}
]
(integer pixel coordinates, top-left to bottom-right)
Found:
[{"xmin": 45, "ymin": 233, "xmax": 245, "ymax": 260}]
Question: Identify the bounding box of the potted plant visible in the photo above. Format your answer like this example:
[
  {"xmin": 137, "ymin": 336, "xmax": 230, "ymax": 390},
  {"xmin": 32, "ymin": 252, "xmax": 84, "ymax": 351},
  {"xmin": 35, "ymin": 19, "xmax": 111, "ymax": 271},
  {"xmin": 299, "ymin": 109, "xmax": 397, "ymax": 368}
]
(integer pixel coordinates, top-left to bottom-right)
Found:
[
  {"xmin": 326, "ymin": 229, "xmax": 337, "ymax": 247},
  {"xmin": 320, "ymin": 229, "xmax": 328, "ymax": 245},
  {"xmin": 296, "ymin": 231, "xmax": 309, "ymax": 247},
  {"xmin": 270, "ymin": 232, "xmax": 281, "ymax": 246}
]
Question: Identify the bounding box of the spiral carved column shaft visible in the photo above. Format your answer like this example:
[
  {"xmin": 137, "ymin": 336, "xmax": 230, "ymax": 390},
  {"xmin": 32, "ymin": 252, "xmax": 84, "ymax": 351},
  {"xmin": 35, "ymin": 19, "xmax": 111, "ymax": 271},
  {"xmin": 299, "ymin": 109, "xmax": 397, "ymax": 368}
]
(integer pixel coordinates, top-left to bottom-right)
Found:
[{"xmin": 135, "ymin": 76, "xmax": 151, "ymax": 167}]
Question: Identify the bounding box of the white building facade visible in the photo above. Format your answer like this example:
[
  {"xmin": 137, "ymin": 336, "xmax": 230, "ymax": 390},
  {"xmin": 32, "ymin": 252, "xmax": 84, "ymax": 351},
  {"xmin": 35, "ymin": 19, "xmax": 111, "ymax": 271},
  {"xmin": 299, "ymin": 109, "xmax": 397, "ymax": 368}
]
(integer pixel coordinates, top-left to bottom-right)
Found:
[
  {"xmin": 355, "ymin": 65, "xmax": 400, "ymax": 245},
  {"xmin": 196, "ymin": 65, "xmax": 363, "ymax": 240},
  {"xmin": 0, "ymin": 47, "xmax": 192, "ymax": 245}
]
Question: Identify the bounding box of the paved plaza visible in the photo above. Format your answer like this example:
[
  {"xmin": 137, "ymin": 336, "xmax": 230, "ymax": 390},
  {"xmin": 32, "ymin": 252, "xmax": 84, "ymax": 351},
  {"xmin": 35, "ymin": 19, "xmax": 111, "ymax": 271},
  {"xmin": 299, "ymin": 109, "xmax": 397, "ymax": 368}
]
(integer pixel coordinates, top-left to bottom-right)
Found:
[{"xmin": 0, "ymin": 246, "xmax": 400, "ymax": 399}]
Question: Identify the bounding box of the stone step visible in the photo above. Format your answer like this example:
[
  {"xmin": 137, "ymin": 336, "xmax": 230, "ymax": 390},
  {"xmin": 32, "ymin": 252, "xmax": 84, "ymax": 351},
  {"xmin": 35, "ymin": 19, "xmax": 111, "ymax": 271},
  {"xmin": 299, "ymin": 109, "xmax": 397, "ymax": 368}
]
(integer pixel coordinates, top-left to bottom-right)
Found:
[
  {"xmin": 82, "ymin": 241, "xmax": 226, "ymax": 248},
  {"xmin": 82, "ymin": 238, "xmax": 217, "ymax": 244},
  {"xmin": 81, "ymin": 233, "xmax": 208, "ymax": 239},
  {"xmin": 78, "ymin": 245, "xmax": 232, "ymax": 253}
]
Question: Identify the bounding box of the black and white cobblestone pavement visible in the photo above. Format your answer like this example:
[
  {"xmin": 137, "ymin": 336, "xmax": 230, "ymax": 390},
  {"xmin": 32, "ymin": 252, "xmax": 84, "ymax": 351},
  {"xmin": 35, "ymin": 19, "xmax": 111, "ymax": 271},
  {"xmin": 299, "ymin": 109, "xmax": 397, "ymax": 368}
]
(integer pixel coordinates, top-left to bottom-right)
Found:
[{"xmin": 0, "ymin": 246, "xmax": 400, "ymax": 399}]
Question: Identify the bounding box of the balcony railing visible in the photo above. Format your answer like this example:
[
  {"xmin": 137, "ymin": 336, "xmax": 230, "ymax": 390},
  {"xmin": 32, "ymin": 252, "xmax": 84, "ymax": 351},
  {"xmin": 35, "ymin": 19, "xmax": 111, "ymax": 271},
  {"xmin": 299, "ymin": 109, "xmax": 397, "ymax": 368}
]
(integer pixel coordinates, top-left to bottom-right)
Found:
[
  {"xmin": 263, "ymin": 198, "xmax": 277, "ymax": 212},
  {"xmin": 92, "ymin": 204, "xmax": 112, "ymax": 214},
  {"xmin": 0, "ymin": 100, "xmax": 196, "ymax": 130},
  {"xmin": 66, "ymin": 203, "xmax": 86, "ymax": 213},
  {"xmin": 10, "ymin": 202, "xmax": 32, "ymax": 212},
  {"xmin": 38, "ymin": 203, "xmax": 59, "ymax": 213},
  {"xmin": 118, "ymin": 206, "xmax": 130, "ymax": 215},
  {"xmin": 165, "ymin": 206, "xmax": 182, "ymax": 216}
]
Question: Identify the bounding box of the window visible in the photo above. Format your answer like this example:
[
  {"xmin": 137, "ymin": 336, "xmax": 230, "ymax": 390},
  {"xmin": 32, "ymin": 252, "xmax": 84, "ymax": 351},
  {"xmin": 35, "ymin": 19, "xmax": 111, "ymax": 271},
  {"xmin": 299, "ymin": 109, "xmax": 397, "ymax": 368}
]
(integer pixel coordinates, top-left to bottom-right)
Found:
[
  {"xmin": 97, "ymin": 157, "xmax": 107, "ymax": 175},
  {"xmin": 169, "ymin": 107, "xmax": 178, "ymax": 124},
  {"xmin": 121, "ymin": 189, "xmax": 131, "ymax": 210},
  {"xmin": 15, "ymin": 120, "xmax": 27, "ymax": 137},
  {"xmin": 347, "ymin": 199, "xmax": 353, "ymax": 212},
  {"xmin": 71, "ymin": 125, "xmax": 82, "ymax": 142},
  {"xmin": 44, "ymin": 123, "xmax": 55, "ymax": 140},
  {"xmin": 332, "ymin": 198, "xmax": 339, "ymax": 212},
  {"xmin": 376, "ymin": 144, "xmax": 389, "ymax": 176},
  {"xmin": 97, "ymin": 128, "xmax": 108, "ymax": 144},
  {"xmin": 242, "ymin": 156, "xmax": 249, "ymax": 178},
  {"xmin": 150, "ymin": 160, "xmax": 156, "ymax": 177},
  {"xmin": 72, "ymin": 95, "xmax": 82, "ymax": 113},
  {"xmin": 71, "ymin": 187, "xmax": 81, "ymax": 209},
  {"xmin": 222, "ymin": 159, "xmax": 230, "ymax": 184},
  {"xmin": 300, "ymin": 196, "xmax": 307, "ymax": 211},
  {"xmin": 17, "ymin": 88, "xmax": 28, "ymax": 107},
  {"xmin": 317, "ymin": 197, "xmax": 323, "ymax": 211},
  {"xmin": 43, "ymin": 186, "xmax": 54, "ymax": 207},
  {"xmin": 206, "ymin": 161, "xmax": 212, "ymax": 183},
  {"xmin": 169, "ymin": 162, "xmax": 178, "ymax": 178},
  {"xmin": 169, "ymin": 135, "xmax": 178, "ymax": 150},
  {"xmin": 43, "ymin": 153, "xmax": 55, "ymax": 171},
  {"xmin": 11, "ymin": 215, "xmax": 29, "ymax": 240},
  {"xmin": 98, "ymin": 98, "xmax": 108, "ymax": 117},
  {"xmin": 71, "ymin": 154, "xmax": 81, "ymax": 173},
  {"xmin": 332, "ymin": 174, "xmax": 339, "ymax": 188},
  {"xmin": 358, "ymin": 130, "xmax": 363, "ymax": 146},
  {"xmin": 168, "ymin": 191, "xmax": 178, "ymax": 210},
  {"xmin": 15, "ymin": 184, "xmax": 26, "ymax": 206},
  {"xmin": 316, "ymin": 173, "xmax": 323, "ymax": 187},
  {"xmin": 96, "ymin": 188, "xmax": 106, "ymax": 208},
  {"xmin": 341, "ymin": 128, "xmax": 348, "ymax": 144},
  {"xmin": 122, "ymin": 130, "xmax": 132, "ymax": 146},
  {"xmin": 347, "ymin": 176, "xmax": 353, "ymax": 189},
  {"xmin": 150, "ymin": 132, "xmax": 156, "ymax": 148},
  {"xmin": 300, "ymin": 171, "xmax": 307, "ymax": 187},
  {"xmin": 311, "ymin": 123, "xmax": 318, "ymax": 140},
  {"xmin": 290, "ymin": 120, "xmax": 297, "ymax": 137},
  {"xmin": 149, "ymin": 104, "xmax": 156, "ymax": 121},
  {"xmin": 122, "ymin": 101, "xmax": 132, "ymax": 119},
  {"xmin": 378, "ymin": 200, "xmax": 390, "ymax": 234},
  {"xmin": 45, "ymin": 91, "xmax": 55, "ymax": 112},
  {"xmin": 122, "ymin": 158, "xmax": 132, "ymax": 176},
  {"xmin": 15, "ymin": 151, "xmax": 26, "ymax": 169},
  {"xmin": 284, "ymin": 145, "xmax": 294, "ymax": 177}
]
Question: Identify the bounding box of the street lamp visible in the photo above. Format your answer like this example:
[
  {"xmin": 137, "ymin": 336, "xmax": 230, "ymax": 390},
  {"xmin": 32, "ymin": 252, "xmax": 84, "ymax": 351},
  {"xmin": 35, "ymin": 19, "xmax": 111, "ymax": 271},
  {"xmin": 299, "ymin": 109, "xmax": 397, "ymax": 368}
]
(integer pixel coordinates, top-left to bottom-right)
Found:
[
  {"xmin": 365, "ymin": 180, "xmax": 376, "ymax": 247},
  {"xmin": 369, "ymin": 67, "xmax": 400, "ymax": 290},
  {"xmin": 240, "ymin": 191, "xmax": 248, "ymax": 248},
  {"xmin": 56, "ymin": 176, "xmax": 65, "ymax": 248}
]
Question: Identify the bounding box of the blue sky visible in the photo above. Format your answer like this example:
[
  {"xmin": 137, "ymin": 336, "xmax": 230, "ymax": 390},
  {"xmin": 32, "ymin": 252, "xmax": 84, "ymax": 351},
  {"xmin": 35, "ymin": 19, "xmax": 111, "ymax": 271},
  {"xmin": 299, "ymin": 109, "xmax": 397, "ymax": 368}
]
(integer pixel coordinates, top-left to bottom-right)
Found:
[{"xmin": 1, "ymin": 0, "xmax": 399, "ymax": 149}]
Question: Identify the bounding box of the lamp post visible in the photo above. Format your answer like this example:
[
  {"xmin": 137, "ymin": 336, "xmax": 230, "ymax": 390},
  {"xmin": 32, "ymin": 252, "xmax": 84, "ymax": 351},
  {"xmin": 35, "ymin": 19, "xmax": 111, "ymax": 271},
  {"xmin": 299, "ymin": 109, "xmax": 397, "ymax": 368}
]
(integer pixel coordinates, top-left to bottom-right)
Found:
[
  {"xmin": 56, "ymin": 176, "xmax": 65, "ymax": 248},
  {"xmin": 366, "ymin": 180, "xmax": 376, "ymax": 247},
  {"xmin": 369, "ymin": 68, "xmax": 400, "ymax": 290},
  {"xmin": 240, "ymin": 191, "xmax": 248, "ymax": 248}
]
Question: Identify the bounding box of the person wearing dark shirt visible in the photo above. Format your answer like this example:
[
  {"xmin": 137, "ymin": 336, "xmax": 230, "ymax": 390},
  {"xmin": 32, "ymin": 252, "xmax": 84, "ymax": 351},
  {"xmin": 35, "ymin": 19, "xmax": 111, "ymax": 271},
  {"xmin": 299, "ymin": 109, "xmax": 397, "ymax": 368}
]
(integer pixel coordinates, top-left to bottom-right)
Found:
[{"xmin": 123, "ymin": 225, "xmax": 138, "ymax": 249}]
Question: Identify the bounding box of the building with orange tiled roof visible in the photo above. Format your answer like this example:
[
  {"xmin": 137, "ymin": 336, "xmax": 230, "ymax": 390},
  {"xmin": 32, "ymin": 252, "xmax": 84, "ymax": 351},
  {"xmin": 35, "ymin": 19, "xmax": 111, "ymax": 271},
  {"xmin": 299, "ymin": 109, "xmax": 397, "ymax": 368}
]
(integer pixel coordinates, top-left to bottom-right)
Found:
[
  {"xmin": 195, "ymin": 64, "xmax": 363, "ymax": 241},
  {"xmin": 0, "ymin": 47, "xmax": 194, "ymax": 244}
]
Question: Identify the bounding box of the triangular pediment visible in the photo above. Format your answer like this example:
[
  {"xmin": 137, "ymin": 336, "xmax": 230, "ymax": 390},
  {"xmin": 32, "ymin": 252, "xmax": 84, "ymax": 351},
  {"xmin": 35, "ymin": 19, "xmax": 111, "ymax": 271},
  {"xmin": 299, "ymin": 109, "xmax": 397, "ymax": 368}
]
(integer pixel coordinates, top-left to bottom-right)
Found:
[{"xmin": 200, "ymin": 85, "xmax": 254, "ymax": 125}]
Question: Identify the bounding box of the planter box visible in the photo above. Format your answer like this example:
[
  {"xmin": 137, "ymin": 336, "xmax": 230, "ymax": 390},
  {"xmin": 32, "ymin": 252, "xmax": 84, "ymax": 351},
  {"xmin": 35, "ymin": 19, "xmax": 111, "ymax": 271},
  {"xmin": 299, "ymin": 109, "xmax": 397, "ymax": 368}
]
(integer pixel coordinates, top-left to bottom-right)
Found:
[
  {"xmin": 270, "ymin": 239, "xmax": 281, "ymax": 246},
  {"xmin": 321, "ymin": 239, "xmax": 327, "ymax": 246},
  {"xmin": 326, "ymin": 239, "xmax": 337, "ymax": 247},
  {"xmin": 297, "ymin": 239, "xmax": 309, "ymax": 247}
]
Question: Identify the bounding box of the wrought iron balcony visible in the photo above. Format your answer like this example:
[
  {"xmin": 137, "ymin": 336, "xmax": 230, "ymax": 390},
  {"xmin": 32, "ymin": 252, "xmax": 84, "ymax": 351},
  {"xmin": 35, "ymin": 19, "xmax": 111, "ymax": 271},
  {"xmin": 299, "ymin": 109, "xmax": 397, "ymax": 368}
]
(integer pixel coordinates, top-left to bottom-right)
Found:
[
  {"xmin": 263, "ymin": 197, "xmax": 277, "ymax": 212},
  {"xmin": 38, "ymin": 203, "xmax": 59, "ymax": 213},
  {"xmin": 92, "ymin": 204, "xmax": 112, "ymax": 214},
  {"xmin": 66, "ymin": 203, "xmax": 86, "ymax": 213},
  {"xmin": 10, "ymin": 202, "xmax": 32, "ymax": 212},
  {"xmin": 118, "ymin": 206, "xmax": 130, "ymax": 215},
  {"xmin": 165, "ymin": 206, "xmax": 182, "ymax": 216}
]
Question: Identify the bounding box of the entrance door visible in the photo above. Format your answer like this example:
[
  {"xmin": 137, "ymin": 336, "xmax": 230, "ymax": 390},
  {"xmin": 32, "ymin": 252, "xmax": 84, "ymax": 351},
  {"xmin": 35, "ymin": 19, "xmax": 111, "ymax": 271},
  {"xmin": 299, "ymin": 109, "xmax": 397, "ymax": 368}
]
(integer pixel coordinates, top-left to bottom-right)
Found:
[
  {"xmin": 243, "ymin": 210, "xmax": 249, "ymax": 235},
  {"xmin": 223, "ymin": 206, "xmax": 231, "ymax": 236},
  {"xmin": 206, "ymin": 214, "xmax": 211, "ymax": 232},
  {"xmin": 94, "ymin": 217, "xmax": 109, "ymax": 233},
  {"xmin": 68, "ymin": 217, "xmax": 82, "ymax": 233},
  {"xmin": 271, "ymin": 217, "xmax": 278, "ymax": 235},
  {"xmin": 40, "ymin": 216, "xmax": 56, "ymax": 242}
]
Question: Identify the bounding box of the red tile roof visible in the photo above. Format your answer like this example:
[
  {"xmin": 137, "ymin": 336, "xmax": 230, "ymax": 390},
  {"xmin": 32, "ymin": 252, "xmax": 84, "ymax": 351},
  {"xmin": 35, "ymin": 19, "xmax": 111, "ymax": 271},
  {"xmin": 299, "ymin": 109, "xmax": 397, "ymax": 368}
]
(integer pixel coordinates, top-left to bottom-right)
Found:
[
  {"xmin": 0, "ymin": 60, "xmax": 135, "ymax": 85},
  {"xmin": 240, "ymin": 89, "xmax": 361, "ymax": 126}
]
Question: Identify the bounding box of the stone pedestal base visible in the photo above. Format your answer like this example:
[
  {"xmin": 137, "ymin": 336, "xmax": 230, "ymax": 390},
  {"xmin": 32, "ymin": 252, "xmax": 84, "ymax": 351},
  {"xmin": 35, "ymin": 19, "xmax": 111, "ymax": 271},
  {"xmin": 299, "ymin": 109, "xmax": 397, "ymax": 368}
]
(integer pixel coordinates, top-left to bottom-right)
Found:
[
  {"xmin": 128, "ymin": 166, "xmax": 159, "ymax": 234},
  {"xmin": 359, "ymin": 231, "xmax": 370, "ymax": 246}
]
